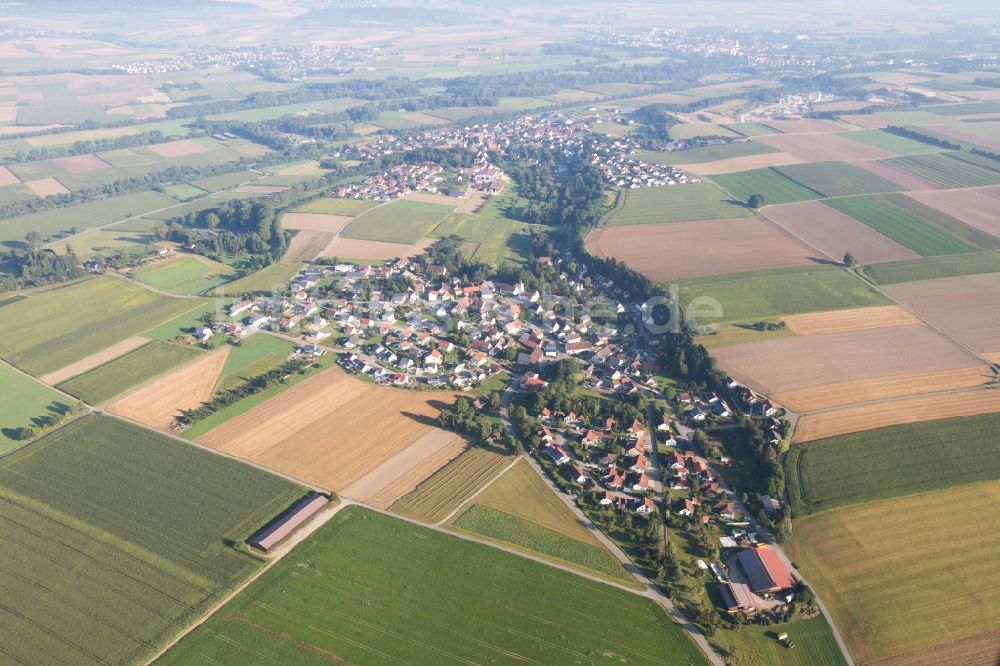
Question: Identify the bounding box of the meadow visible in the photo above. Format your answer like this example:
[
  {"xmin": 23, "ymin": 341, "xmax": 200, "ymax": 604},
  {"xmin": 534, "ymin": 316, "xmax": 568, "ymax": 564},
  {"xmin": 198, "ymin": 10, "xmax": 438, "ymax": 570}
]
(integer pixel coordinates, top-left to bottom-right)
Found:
[
  {"xmin": 709, "ymin": 611, "xmax": 846, "ymax": 666},
  {"xmin": 784, "ymin": 411, "xmax": 1000, "ymax": 517},
  {"xmin": 885, "ymin": 192, "xmax": 1000, "ymax": 250},
  {"xmin": 56, "ymin": 340, "xmax": 202, "ymax": 405},
  {"xmin": 0, "ymin": 415, "xmax": 305, "ymax": 665},
  {"xmin": 823, "ymin": 196, "xmax": 978, "ymax": 256},
  {"xmin": 342, "ymin": 199, "xmax": 455, "ymax": 243},
  {"xmin": 0, "ymin": 277, "xmax": 205, "ymax": 376},
  {"xmin": 160, "ymin": 507, "xmax": 708, "ymax": 666},
  {"xmin": 860, "ymin": 250, "xmax": 1000, "ymax": 284},
  {"xmin": 638, "ymin": 141, "xmax": 778, "ymax": 164},
  {"xmin": 391, "ymin": 447, "xmax": 511, "ymax": 523},
  {"xmin": 452, "ymin": 504, "xmax": 635, "ymax": 583},
  {"xmin": 883, "ymin": 153, "xmax": 1000, "ymax": 188},
  {"xmin": 209, "ymin": 261, "xmax": 303, "ymax": 296},
  {"xmin": 773, "ymin": 161, "xmax": 902, "ymax": 197},
  {"xmin": 711, "ymin": 167, "xmax": 821, "ymax": 204},
  {"xmin": 669, "ymin": 123, "xmax": 743, "ymax": 140},
  {"xmin": 840, "ymin": 129, "xmax": 950, "ymax": 155},
  {"xmin": 214, "ymin": 335, "xmax": 295, "ymax": 392},
  {"xmin": 293, "ymin": 196, "xmax": 379, "ymax": 216},
  {"xmin": 0, "ymin": 362, "xmax": 73, "ymax": 452},
  {"xmin": 429, "ymin": 212, "xmax": 538, "ymax": 266},
  {"xmin": 677, "ymin": 265, "xmax": 889, "ymax": 323},
  {"xmin": 132, "ymin": 255, "xmax": 235, "ymax": 295},
  {"xmin": 786, "ymin": 481, "xmax": 1000, "ymax": 664},
  {"xmin": 601, "ymin": 182, "xmax": 754, "ymax": 226}
]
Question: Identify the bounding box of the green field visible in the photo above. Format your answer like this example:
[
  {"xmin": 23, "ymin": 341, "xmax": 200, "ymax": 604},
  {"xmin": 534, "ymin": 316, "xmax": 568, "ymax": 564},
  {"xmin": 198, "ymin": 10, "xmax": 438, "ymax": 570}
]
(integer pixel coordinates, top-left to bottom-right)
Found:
[
  {"xmin": 0, "ymin": 363, "xmax": 73, "ymax": 452},
  {"xmin": 601, "ymin": 182, "xmax": 754, "ymax": 226},
  {"xmin": 711, "ymin": 168, "xmax": 822, "ymax": 205},
  {"xmin": 161, "ymin": 507, "xmax": 708, "ymax": 665},
  {"xmin": 840, "ymin": 129, "xmax": 950, "ymax": 155},
  {"xmin": 46, "ymin": 226, "xmax": 160, "ymax": 259},
  {"xmin": 669, "ymin": 123, "xmax": 743, "ymax": 140},
  {"xmin": 882, "ymin": 192, "xmax": 1000, "ymax": 250},
  {"xmin": 162, "ymin": 183, "xmax": 207, "ymax": 201},
  {"xmin": 210, "ymin": 262, "xmax": 303, "ymax": 296},
  {"xmin": 678, "ymin": 265, "xmax": 889, "ymax": 323},
  {"xmin": 710, "ymin": 612, "xmax": 846, "ymax": 666},
  {"xmin": 722, "ymin": 123, "xmax": 777, "ymax": 137},
  {"xmin": 785, "ymin": 411, "xmax": 1000, "ymax": 517},
  {"xmin": 882, "ymin": 152, "xmax": 1000, "ymax": 188},
  {"xmin": 638, "ymin": 141, "xmax": 778, "ymax": 165},
  {"xmin": 0, "ymin": 277, "xmax": 205, "ymax": 376},
  {"xmin": 215, "ymin": 335, "xmax": 295, "ymax": 392},
  {"xmin": 132, "ymin": 255, "xmax": 235, "ymax": 295},
  {"xmin": 0, "ymin": 191, "xmax": 175, "ymax": 246},
  {"xmin": 391, "ymin": 447, "xmax": 511, "ymax": 523},
  {"xmin": 823, "ymin": 196, "xmax": 978, "ymax": 256},
  {"xmin": 189, "ymin": 170, "xmax": 259, "ymax": 191},
  {"xmin": 56, "ymin": 340, "xmax": 202, "ymax": 404},
  {"xmin": 342, "ymin": 199, "xmax": 456, "ymax": 243},
  {"xmin": 429, "ymin": 212, "xmax": 539, "ymax": 266},
  {"xmin": 453, "ymin": 504, "xmax": 635, "ymax": 583},
  {"xmin": 773, "ymin": 161, "xmax": 902, "ymax": 197},
  {"xmin": 0, "ymin": 415, "xmax": 305, "ymax": 665},
  {"xmin": 860, "ymin": 250, "xmax": 1000, "ymax": 284}
]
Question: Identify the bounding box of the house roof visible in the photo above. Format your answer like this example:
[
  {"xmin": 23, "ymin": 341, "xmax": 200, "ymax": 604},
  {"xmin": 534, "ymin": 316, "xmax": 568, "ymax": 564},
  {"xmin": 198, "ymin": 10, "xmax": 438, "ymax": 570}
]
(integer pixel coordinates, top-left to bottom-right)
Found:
[{"xmin": 721, "ymin": 582, "xmax": 755, "ymax": 610}]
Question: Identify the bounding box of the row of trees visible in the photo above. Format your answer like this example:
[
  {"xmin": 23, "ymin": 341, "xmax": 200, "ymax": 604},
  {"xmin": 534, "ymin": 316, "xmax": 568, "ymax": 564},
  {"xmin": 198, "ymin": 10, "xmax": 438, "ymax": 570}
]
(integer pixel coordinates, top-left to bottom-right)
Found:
[
  {"xmin": 884, "ymin": 125, "xmax": 961, "ymax": 149},
  {"xmin": 6, "ymin": 130, "xmax": 178, "ymax": 163}
]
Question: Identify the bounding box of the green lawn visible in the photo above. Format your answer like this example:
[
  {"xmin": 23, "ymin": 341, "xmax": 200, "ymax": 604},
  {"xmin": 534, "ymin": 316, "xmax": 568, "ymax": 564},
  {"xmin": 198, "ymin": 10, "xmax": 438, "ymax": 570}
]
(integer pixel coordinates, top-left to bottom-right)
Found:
[
  {"xmin": 453, "ymin": 504, "xmax": 635, "ymax": 583},
  {"xmin": 210, "ymin": 262, "xmax": 303, "ymax": 296},
  {"xmin": 0, "ymin": 363, "xmax": 73, "ymax": 453},
  {"xmin": 0, "ymin": 277, "xmax": 206, "ymax": 376},
  {"xmin": 839, "ymin": 129, "xmax": 950, "ymax": 155},
  {"xmin": 882, "ymin": 153, "xmax": 1000, "ymax": 188},
  {"xmin": 823, "ymin": 196, "xmax": 978, "ymax": 256},
  {"xmin": 710, "ymin": 612, "xmax": 846, "ymax": 666},
  {"xmin": 342, "ymin": 199, "xmax": 456, "ymax": 243},
  {"xmin": 860, "ymin": 251, "xmax": 1000, "ymax": 285},
  {"xmin": 638, "ymin": 141, "xmax": 778, "ymax": 165},
  {"xmin": 215, "ymin": 335, "xmax": 295, "ymax": 392},
  {"xmin": 773, "ymin": 161, "xmax": 902, "ymax": 197},
  {"xmin": 0, "ymin": 414, "xmax": 305, "ymax": 665},
  {"xmin": 132, "ymin": 255, "xmax": 235, "ymax": 295},
  {"xmin": 601, "ymin": 182, "xmax": 754, "ymax": 226},
  {"xmin": 429, "ymin": 212, "xmax": 539, "ymax": 266},
  {"xmin": 160, "ymin": 506, "xmax": 709, "ymax": 666},
  {"xmin": 785, "ymin": 411, "xmax": 1000, "ymax": 517},
  {"xmin": 56, "ymin": 340, "xmax": 202, "ymax": 404},
  {"xmin": 711, "ymin": 168, "xmax": 821, "ymax": 205},
  {"xmin": 293, "ymin": 197, "xmax": 379, "ymax": 216},
  {"xmin": 677, "ymin": 265, "xmax": 889, "ymax": 323}
]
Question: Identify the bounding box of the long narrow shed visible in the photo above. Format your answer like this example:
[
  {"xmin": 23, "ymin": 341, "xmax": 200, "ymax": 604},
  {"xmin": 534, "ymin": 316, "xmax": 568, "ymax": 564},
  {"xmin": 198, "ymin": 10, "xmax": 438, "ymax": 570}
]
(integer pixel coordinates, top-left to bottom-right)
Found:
[{"xmin": 248, "ymin": 493, "xmax": 329, "ymax": 552}]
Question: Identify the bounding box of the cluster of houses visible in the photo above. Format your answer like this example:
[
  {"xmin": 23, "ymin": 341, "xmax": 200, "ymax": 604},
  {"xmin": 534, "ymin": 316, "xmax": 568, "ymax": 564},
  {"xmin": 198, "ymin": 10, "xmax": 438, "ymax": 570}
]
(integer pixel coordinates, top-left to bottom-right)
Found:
[
  {"xmin": 330, "ymin": 162, "xmax": 447, "ymax": 202},
  {"xmin": 113, "ymin": 43, "xmax": 379, "ymax": 75},
  {"xmin": 590, "ymin": 140, "xmax": 695, "ymax": 187}
]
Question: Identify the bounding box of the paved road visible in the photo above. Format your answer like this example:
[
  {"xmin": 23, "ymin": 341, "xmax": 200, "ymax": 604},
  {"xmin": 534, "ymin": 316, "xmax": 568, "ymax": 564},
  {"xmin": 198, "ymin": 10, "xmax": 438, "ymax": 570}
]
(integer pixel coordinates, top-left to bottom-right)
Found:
[{"xmin": 499, "ymin": 382, "xmax": 726, "ymax": 666}]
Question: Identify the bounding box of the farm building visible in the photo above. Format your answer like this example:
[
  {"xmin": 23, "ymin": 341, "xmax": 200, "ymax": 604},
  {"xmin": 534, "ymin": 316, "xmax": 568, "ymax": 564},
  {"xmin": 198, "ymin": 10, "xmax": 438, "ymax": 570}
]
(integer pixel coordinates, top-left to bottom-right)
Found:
[
  {"xmin": 720, "ymin": 582, "xmax": 756, "ymax": 613},
  {"xmin": 248, "ymin": 493, "xmax": 330, "ymax": 553},
  {"xmin": 736, "ymin": 545, "xmax": 794, "ymax": 594}
]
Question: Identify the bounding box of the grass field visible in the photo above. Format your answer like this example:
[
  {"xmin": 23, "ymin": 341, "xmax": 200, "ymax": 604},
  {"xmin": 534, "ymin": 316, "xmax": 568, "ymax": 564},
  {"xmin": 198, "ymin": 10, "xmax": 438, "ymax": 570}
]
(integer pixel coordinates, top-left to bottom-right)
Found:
[
  {"xmin": 46, "ymin": 227, "xmax": 160, "ymax": 259},
  {"xmin": 142, "ymin": 300, "xmax": 225, "ymax": 342},
  {"xmin": 210, "ymin": 262, "xmax": 303, "ymax": 296},
  {"xmin": 710, "ymin": 612, "xmax": 846, "ymax": 666},
  {"xmin": 162, "ymin": 183, "xmax": 207, "ymax": 201},
  {"xmin": 840, "ymin": 129, "xmax": 950, "ymax": 155},
  {"xmin": 884, "ymin": 192, "xmax": 1000, "ymax": 250},
  {"xmin": 0, "ymin": 414, "xmax": 305, "ymax": 665},
  {"xmin": 669, "ymin": 123, "xmax": 743, "ymax": 140},
  {"xmin": 132, "ymin": 255, "xmax": 235, "ymax": 295},
  {"xmin": 0, "ymin": 277, "xmax": 205, "ymax": 376},
  {"xmin": 823, "ymin": 196, "xmax": 978, "ymax": 256},
  {"xmin": 773, "ymin": 161, "xmax": 902, "ymax": 197},
  {"xmin": 785, "ymin": 411, "xmax": 1000, "ymax": 517},
  {"xmin": 189, "ymin": 170, "xmax": 259, "ymax": 191},
  {"xmin": 601, "ymin": 182, "xmax": 754, "ymax": 226},
  {"xmin": 883, "ymin": 152, "xmax": 1000, "ymax": 188},
  {"xmin": 638, "ymin": 141, "xmax": 779, "ymax": 164},
  {"xmin": 215, "ymin": 335, "xmax": 295, "ymax": 392},
  {"xmin": 860, "ymin": 251, "xmax": 1000, "ymax": 284},
  {"xmin": 711, "ymin": 168, "xmax": 822, "ymax": 204},
  {"xmin": 342, "ymin": 199, "xmax": 455, "ymax": 243},
  {"xmin": 0, "ymin": 363, "xmax": 73, "ymax": 452},
  {"xmin": 293, "ymin": 197, "xmax": 379, "ymax": 216},
  {"xmin": 429, "ymin": 212, "xmax": 538, "ymax": 266},
  {"xmin": 0, "ymin": 191, "xmax": 175, "ymax": 246},
  {"xmin": 677, "ymin": 265, "xmax": 889, "ymax": 323},
  {"xmin": 453, "ymin": 504, "xmax": 635, "ymax": 583},
  {"xmin": 786, "ymin": 481, "xmax": 1000, "ymax": 663},
  {"xmin": 391, "ymin": 447, "xmax": 511, "ymax": 523},
  {"xmin": 56, "ymin": 340, "xmax": 202, "ymax": 404},
  {"xmin": 160, "ymin": 507, "xmax": 708, "ymax": 665}
]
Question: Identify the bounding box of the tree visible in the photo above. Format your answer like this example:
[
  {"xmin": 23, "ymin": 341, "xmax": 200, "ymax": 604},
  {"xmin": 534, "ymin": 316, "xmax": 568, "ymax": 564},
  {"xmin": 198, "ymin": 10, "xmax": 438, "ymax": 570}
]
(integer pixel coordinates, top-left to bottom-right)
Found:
[
  {"xmin": 747, "ymin": 193, "xmax": 765, "ymax": 209},
  {"xmin": 25, "ymin": 231, "xmax": 42, "ymax": 249},
  {"xmin": 843, "ymin": 250, "xmax": 857, "ymax": 267}
]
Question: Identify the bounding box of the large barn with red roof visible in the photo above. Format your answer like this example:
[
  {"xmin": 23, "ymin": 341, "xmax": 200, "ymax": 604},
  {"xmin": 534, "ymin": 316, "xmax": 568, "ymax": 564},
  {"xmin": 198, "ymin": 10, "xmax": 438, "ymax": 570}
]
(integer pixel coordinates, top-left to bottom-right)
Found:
[{"xmin": 736, "ymin": 545, "xmax": 794, "ymax": 594}]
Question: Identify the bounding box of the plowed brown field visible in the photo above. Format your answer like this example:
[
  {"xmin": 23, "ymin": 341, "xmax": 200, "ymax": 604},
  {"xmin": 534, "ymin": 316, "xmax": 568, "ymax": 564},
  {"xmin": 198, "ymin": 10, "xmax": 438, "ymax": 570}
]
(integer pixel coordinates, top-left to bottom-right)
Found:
[
  {"xmin": 904, "ymin": 185, "xmax": 1000, "ymax": 238},
  {"xmin": 782, "ymin": 305, "xmax": 919, "ymax": 335},
  {"xmin": 196, "ymin": 366, "xmax": 466, "ymax": 492},
  {"xmin": 108, "ymin": 346, "xmax": 229, "ymax": 429}
]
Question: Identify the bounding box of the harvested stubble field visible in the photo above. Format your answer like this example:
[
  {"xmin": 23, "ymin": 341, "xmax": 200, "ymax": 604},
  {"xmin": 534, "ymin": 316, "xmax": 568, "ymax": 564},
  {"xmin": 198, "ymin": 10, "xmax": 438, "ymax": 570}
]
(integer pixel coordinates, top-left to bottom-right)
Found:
[
  {"xmin": 57, "ymin": 340, "xmax": 202, "ymax": 405},
  {"xmin": 712, "ymin": 324, "xmax": 990, "ymax": 411},
  {"xmin": 684, "ymin": 151, "xmax": 804, "ymax": 175},
  {"xmin": 861, "ymin": 251, "xmax": 1000, "ymax": 285},
  {"xmin": 763, "ymin": 200, "xmax": 919, "ymax": 265},
  {"xmin": 160, "ymin": 507, "xmax": 708, "ymax": 666},
  {"xmin": 196, "ymin": 366, "xmax": 467, "ymax": 492},
  {"xmin": 0, "ymin": 277, "xmax": 203, "ymax": 377},
  {"xmin": 391, "ymin": 447, "xmax": 512, "ymax": 523},
  {"xmin": 756, "ymin": 131, "xmax": 898, "ymax": 162},
  {"xmin": 600, "ymin": 182, "xmax": 754, "ymax": 226},
  {"xmin": 785, "ymin": 481, "xmax": 1000, "ymax": 664},
  {"xmin": 793, "ymin": 388, "xmax": 1000, "ymax": 442},
  {"xmin": 279, "ymin": 211, "xmax": 354, "ymax": 232},
  {"xmin": 108, "ymin": 347, "xmax": 230, "ymax": 429},
  {"xmin": 0, "ymin": 415, "xmax": 305, "ymax": 665},
  {"xmin": 321, "ymin": 236, "xmax": 434, "ymax": 260},
  {"xmin": 824, "ymin": 196, "xmax": 978, "ymax": 256},
  {"xmin": 38, "ymin": 334, "xmax": 149, "ymax": 385},
  {"xmin": 148, "ymin": 138, "xmax": 209, "ymax": 157},
  {"xmin": 905, "ymin": 184, "xmax": 1000, "ymax": 239},
  {"xmin": 24, "ymin": 176, "xmax": 69, "ymax": 197},
  {"xmin": 281, "ymin": 229, "xmax": 334, "ymax": 262},
  {"xmin": 867, "ymin": 630, "xmax": 1000, "ymax": 666},
  {"xmin": 885, "ymin": 272, "xmax": 1000, "ymax": 353},
  {"xmin": 587, "ymin": 218, "xmax": 815, "ymax": 282},
  {"xmin": 781, "ymin": 305, "xmax": 918, "ymax": 335},
  {"xmin": 339, "ymin": 428, "xmax": 469, "ymax": 508}
]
